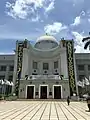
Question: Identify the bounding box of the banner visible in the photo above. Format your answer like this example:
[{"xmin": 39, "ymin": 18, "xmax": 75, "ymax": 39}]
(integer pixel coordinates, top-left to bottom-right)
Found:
[
  {"xmin": 66, "ymin": 40, "xmax": 76, "ymax": 96},
  {"xmin": 84, "ymin": 77, "xmax": 89, "ymax": 85},
  {"xmin": 15, "ymin": 40, "xmax": 27, "ymax": 96}
]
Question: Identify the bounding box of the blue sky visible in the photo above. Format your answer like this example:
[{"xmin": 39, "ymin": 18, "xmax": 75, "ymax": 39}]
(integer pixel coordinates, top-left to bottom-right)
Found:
[{"xmin": 0, "ymin": 0, "xmax": 90, "ymax": 54}]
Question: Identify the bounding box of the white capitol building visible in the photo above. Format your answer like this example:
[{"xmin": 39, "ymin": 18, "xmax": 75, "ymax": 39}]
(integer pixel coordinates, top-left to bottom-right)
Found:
[{"xmin": 12, "ymin": 34, "xmax": 78, "ymax": 99}]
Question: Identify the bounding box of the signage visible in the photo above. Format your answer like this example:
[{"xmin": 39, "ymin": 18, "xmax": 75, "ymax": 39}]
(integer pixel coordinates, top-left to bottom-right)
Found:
[
  {"xmin": 66, "ymin": 40, "xmax": 76, "ymax": 96},
  {"xmin": 15, "ymin": 40, "xmax": 27, "ymax": 96}
]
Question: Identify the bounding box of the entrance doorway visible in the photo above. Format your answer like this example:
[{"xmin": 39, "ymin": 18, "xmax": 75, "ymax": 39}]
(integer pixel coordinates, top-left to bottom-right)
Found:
[
  {"xmin": 40, "ymin": 86, "xmax": 47, "ymax": 99},
  {"xmin": 27, "ymin": 86, "xmax": 34, "ymax": 99},
  {"xmin": 54, "ymin": 86, "xmax": 61, "ymax": 99}
]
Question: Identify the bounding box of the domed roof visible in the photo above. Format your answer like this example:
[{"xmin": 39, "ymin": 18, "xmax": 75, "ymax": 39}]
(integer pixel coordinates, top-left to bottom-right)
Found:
[
  {"xmin": 36, "ymin": 35, "xmax": 57, "ymax": 43},
  {"xmin": 34, "ymin": 34, "xmax": 58, "ymax": 50}
]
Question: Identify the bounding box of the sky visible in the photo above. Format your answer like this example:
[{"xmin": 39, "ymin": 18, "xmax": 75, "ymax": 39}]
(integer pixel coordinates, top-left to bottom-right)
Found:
[{"xmin": 0, "ymin": 0, "xmax": 90, "ymax": 54}]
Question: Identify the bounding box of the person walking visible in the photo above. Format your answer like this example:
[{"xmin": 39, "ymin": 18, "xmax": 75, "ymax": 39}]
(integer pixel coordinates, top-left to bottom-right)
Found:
[
  {"xmin": 86, "ymin": 93, "xmax": 90, "ymax": 112},
  {"xmin": 67, "ymin": 96, "xmax": 70, "ymax": 105}
]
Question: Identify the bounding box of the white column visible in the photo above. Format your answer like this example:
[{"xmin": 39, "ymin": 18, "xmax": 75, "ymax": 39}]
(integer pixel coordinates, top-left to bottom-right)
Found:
[
  {"xmin": 39, "ymin": 61, "xmax": 42, "ymax": 75},
  {"xmin": 49, "ymin": 61, "xmax": 53, "ymax": 75},
  {"xmin": 12, "ymin": 41, "xmax": 19, "ymax": 93},
  {"xmin": 21, "ymin": 48, "xmax": 28, "ymax": 78},
  {"xmin": 38, "ymin": 61, "xmax": 42, "ymax": 75},
  {"xmin": 12, "ymin": 53, "xmax": 18, "ymax": 93},
  {"xmin": 58, "ymin": 58, "xmax": 61, "ymax": 75},
  {"xmin": 60, "ymin": 51, "xmax": 68, "ymax": 78},
  {"xmin": 5, "ymin": 65, "xmax": 9, "ymax": 80}
]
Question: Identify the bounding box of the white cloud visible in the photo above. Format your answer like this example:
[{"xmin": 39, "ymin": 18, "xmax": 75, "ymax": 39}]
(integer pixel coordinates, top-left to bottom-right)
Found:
[
  {"xmin": 72, "ymin": 31, "xmax": 90, "ymax": 53},
  {"xmin": 45, "ymin": 1, "xmax": 54, "ymax": 13},
  {"xmin": 80, "ymin": 11, "xmax": 85, "ymax": 16},
  {"xmin": 71, "ymin": 16, "xmax": 81, "ymax": 26},
  {"xmin": 6, "ymin": 0, "xmax": 55, "ymax": 20},
  {"xmin": 88, "ymin": 19, "xmax": 90, "ymax": 22},
  {"xmin": 44, "ymin": 22, "xmax": 67, "ymax": 35},
  {"xmin": 31, "ymin": 15, "xmax": 40, "ymax": 22},
  {"xmin": 0, "ymin": 52, "xmax": 15, "ymax": 55},
  {"xmin": 66, "ymin": 0, "xmax": 84, "ymax": 6}
]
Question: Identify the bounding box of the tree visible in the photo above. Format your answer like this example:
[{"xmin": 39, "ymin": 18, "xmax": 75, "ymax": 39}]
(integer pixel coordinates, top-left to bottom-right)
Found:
[{"xmin": 82, "ymin": 32, "xmax": 90, "ymax": 49}]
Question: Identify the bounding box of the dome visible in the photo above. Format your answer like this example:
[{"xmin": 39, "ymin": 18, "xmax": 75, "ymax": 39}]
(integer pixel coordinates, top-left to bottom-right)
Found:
[
  {"xmin": 34, "ymin": 35, "xmax": 58, "ymax": 50},
  {"xmin": 36, "ymin": 35, "xmax": 57, "ymax": 43}
]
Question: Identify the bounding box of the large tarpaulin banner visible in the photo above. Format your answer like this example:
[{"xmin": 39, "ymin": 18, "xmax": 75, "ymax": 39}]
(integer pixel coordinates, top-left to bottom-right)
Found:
[
  {"xmin": 66, "ymin": 40, "xmax": 76, "ymax": 96},
  {"xmin": 15, "ymin": 40, "xmax": 27, "ymax": 96}
]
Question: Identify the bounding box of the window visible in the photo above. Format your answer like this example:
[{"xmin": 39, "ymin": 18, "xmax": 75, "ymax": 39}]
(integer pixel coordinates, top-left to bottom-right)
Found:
[
  {"xmin": 0, "ymin": 66, "xmax": 6, "ymax": 71},
  {"xmin": 78, "ymin": 65, "xmax": 84, "ymax": 71},
  {"xmin": 88, "ymin": 65, "xmax": 90, "ymax": 71},
  {"xmin": 43, "ymin": 63, "xmax": 49, "ymax": 70},
  {"xmin": 33, "ymin": 61, "xmax": 37, "ymax": 69},
  {"xmin": 8, "ymin": 75, "xmax": 13, "ymax": 81},
  {"xmin": 79, "ymin": 75, "xmax": 85, "ymax": 81},
  {"xmin": 0, "ymin": 75, "xmax": 5, "ymax": 79},
  {"xmin": 54, "ymin": 61, "xmax": 58, "ymax": 69},
  {"xmin": 9, "ymin": 66, "xmax": 14, "ymax": 71}
]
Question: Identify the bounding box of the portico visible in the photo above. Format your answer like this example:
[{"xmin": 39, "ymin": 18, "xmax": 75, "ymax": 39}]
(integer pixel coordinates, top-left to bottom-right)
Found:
[{"xmin": 13, "ymin": 35, "xmax": 77, "ymax": 99}]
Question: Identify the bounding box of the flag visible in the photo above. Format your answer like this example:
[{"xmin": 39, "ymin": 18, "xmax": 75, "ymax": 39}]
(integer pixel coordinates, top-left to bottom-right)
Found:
[
  {"xmin": 77, "ymin": 81, "xmax": 84, "ymax": 87},
  {"xmin": 82, "ymin": 79, "xmax": 85, "ymax": 88},
  {"xmin": 84, "ymin": 77, "xmax": 89, "ymax": 85},
  {"xmin": 4, "ymin": 79, "xmax": 10, "ymax": 85},
  {"xmin": 0, "ymin": 79, "xmax": 5, "ymax": 85},
  {"xmin": 10, "ymin": 82, "xmax": 14, "ymax": 86}
]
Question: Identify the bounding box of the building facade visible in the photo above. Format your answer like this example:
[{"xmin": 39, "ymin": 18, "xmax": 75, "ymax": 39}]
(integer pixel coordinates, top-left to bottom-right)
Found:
[
  {"xmin": 0, "ymin": 55, "xmax": 14, "ymax": 81},
  {"xmin": 0, "ymin": 55, "xmax": 14, "ymax": 95},
  {"xmin": 12, "ymin": 35, "xmax": 77, "ymax": 99},
  {"xmin": 75, "ymin": 53, "xmax": 90, "ymax": 95},
  {"xmin": 0, "ymin": 35, "xmax": 89, "ymax": 99}
]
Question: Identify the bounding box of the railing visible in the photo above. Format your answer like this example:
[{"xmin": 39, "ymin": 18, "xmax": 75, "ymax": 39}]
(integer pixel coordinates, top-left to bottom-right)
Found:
[{"xmin": 23, "ymin": 75, "xmax": 68, "ymax": 80}]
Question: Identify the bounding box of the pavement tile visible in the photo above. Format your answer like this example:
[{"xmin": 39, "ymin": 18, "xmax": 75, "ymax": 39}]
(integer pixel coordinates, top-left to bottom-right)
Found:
[
  {"xmin": 50, "ymin": 119, "xmax": 58, "ymax": 120},
  {"xmin": 41, "ymin": 119, "xmax": 49, "ymax": 120},
  {"xmin": 22, "ymin": 117, "xmax": 31, "ymax": 120},
  {"xmin": 0, "ymin": 100, "xmax": 90, "ymax": 120}
]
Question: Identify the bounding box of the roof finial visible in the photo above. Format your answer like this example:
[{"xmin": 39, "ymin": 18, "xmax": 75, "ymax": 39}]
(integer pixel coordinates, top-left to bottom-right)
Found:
[{"xmin": 46, "ymin": 33, "xmax": 49, "ymax": 36}]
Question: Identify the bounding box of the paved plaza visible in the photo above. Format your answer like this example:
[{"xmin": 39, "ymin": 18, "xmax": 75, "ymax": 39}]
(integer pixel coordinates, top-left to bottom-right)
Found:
[{"xmin": 0, "ymin": 100, "xmax": 90, "ymax": 120}]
